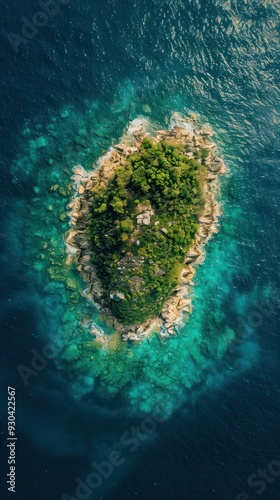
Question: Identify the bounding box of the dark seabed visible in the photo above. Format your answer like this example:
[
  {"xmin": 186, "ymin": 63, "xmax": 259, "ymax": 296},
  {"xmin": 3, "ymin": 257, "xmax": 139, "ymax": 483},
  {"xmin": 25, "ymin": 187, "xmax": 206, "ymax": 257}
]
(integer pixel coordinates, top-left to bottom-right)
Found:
[{"xmin": 0, "ymin": 0, "xmax": 280, "ymax": 499}]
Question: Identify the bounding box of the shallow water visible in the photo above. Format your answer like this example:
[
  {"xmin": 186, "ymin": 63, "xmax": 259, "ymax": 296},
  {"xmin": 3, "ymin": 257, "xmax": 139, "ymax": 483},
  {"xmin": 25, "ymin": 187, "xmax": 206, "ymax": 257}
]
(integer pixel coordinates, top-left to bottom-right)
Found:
[{"xmin": 0, "ymin": 0, "xmax": 280, "ymax": 499}]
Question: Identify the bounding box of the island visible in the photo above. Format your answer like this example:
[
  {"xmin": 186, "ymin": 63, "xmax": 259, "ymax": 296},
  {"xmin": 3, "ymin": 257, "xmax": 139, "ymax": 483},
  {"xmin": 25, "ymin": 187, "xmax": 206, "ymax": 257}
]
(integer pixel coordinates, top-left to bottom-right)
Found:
[{"xmin": 65, "ymin": 114, "xmax": 226, "ymax": 342}]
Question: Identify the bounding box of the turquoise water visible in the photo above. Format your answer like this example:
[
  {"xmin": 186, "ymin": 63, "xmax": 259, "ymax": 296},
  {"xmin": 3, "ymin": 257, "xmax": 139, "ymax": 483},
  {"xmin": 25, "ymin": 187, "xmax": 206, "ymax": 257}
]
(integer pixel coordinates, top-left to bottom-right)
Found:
[
  {"xmin": 10, "ymin": 95, "xmax": 243, "ymax": 416},
  {"xmin": 1, "ymin": 0, "xmax": 280, "ymax": 498}
]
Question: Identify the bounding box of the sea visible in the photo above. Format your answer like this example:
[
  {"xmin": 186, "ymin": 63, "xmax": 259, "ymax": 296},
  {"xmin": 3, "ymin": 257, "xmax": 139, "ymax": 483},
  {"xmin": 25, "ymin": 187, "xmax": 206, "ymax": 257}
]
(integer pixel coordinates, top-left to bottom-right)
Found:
[{"xmin": 0, "ymin": 1, "xmax": 280, "ymax": 499}]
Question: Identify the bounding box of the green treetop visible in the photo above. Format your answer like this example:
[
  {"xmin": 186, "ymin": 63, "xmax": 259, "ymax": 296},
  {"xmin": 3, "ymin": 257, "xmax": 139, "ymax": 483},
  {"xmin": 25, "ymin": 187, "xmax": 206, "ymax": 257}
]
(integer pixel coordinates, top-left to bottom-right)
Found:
[{"xmin": 86, "ymin": 137, "xmax": 207, "ymax": 325}]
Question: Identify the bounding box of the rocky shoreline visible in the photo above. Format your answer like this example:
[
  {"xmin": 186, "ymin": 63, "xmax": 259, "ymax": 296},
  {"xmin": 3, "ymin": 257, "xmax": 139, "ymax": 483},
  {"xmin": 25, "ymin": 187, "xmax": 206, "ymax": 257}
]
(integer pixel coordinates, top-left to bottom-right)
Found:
[{"xmin": 64, "ymin": 114, "xmax": 226, "ymax": 342}]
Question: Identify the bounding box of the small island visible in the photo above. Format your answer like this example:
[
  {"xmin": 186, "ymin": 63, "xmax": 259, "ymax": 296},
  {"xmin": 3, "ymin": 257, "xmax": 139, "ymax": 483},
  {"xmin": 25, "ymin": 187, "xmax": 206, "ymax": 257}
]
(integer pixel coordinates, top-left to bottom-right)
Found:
[{"xmin": 65, "ymin": 114, "xmax": 225, "ymax": 341}]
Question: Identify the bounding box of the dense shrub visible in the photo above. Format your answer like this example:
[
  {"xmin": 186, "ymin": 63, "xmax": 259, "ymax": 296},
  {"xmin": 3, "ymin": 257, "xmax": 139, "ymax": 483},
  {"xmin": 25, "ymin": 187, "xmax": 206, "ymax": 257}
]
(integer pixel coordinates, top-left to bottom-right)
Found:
[{"xmin": 86, "ymin": 138, "xmax": 207, "ymax": 324}]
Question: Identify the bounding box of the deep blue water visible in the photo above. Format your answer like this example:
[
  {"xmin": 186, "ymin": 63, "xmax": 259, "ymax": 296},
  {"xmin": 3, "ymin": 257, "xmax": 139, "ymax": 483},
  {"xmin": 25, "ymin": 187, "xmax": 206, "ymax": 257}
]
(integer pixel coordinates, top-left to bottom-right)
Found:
[{"xmin": 1, "ymin": 1, "xmax": 280, "ymax": 499}]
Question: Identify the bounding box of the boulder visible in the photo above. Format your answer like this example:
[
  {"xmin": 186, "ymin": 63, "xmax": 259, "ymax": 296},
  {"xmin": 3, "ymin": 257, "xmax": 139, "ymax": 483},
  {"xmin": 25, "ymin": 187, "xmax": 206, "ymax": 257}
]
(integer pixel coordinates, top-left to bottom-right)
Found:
[
  {"xmin": 110, "ymin": 291, "xmax": 125, "ymax": 302},
  {"xmin": 161, "ymin": 301, "xmax": 180, "ymax": 322},
  {"xmin": 142, "ymin": 217, "xmax": 150, "ymax": 225},
  {"xmin": 178, "ymin": 298, "xmax": 191, "ymax": 310},
  {"xmin": 73, "ymin": 166, "xmax": 86, "ymax": 177},
  {"xmin": 79, "ymin": 253, "xmax": 91, "ymax": 265},
  {"xmin": 136, "ymin": 207, "xmax": 154, "ymax": 225}
]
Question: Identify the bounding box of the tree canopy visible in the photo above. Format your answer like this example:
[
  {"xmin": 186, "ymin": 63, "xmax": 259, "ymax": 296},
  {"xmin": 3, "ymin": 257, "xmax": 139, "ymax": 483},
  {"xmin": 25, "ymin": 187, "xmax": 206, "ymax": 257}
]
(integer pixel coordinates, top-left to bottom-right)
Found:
[{"xmin": 86, "ymin": 138, "xmax": 207, "ymax": 324}]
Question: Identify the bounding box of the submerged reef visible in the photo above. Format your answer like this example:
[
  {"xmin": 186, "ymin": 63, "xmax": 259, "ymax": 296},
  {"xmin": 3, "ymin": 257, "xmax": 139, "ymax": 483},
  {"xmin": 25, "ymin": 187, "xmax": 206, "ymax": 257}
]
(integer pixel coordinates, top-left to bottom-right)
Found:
[
  {"xmin": 65, "ymin": 114, "xmax": 225, "ymax": 341},
  {"xmin": 15, "ymin": 106, "xmax": 236, "ymax": 415}
]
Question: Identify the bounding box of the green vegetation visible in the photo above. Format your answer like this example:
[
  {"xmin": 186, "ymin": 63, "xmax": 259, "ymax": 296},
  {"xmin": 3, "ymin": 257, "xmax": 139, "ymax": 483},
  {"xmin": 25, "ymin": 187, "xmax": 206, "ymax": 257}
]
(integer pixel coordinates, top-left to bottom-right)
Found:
[{"xmin": 86, "ymin": 138, "xmax": 207, "ymax": 324}]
